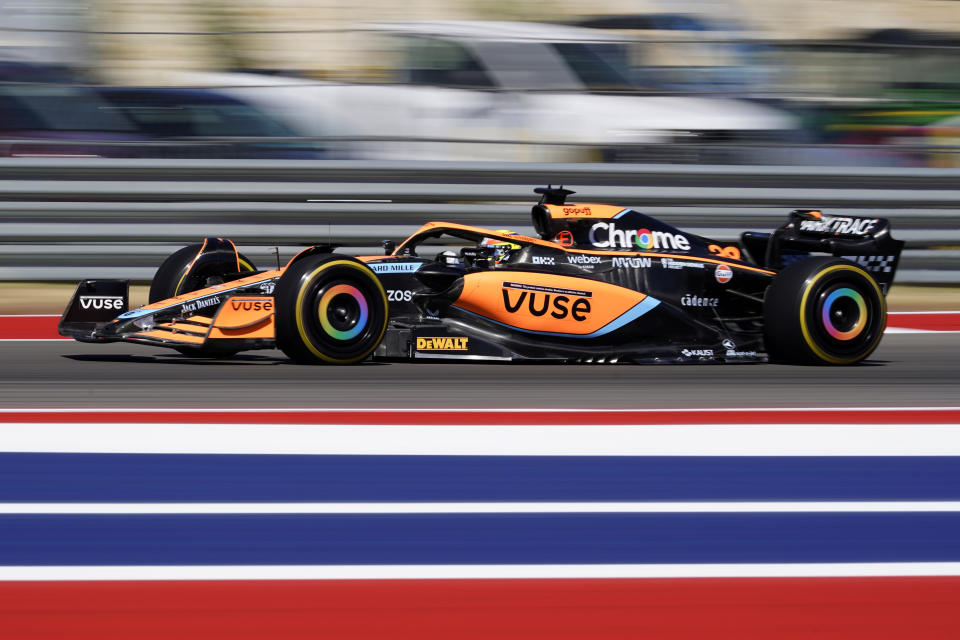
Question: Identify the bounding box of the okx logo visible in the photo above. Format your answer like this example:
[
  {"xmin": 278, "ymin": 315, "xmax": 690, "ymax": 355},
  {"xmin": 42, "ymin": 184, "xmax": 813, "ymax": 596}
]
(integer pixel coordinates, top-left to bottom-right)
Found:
[
  {"xmin": 588, "ymin": 222, "xmax": 690, "ymax": 251},
  {"xmin": 501, "ymin": 281, "xmax": 591, "ymax": 321}
]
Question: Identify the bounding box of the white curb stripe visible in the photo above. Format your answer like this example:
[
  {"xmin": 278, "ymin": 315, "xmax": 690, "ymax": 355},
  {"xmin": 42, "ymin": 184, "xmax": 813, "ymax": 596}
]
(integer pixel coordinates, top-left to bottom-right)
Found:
[
  {"xmin": 2, "ymin": 422, "xmax": 960, "ymax": 455},
  {"xmin": 2, "ymin": 501, "xmax": 960, "ymax": 514},
  {"xmin": 3, "ymin": 563, "xmax": 959, "ymax": 581}
]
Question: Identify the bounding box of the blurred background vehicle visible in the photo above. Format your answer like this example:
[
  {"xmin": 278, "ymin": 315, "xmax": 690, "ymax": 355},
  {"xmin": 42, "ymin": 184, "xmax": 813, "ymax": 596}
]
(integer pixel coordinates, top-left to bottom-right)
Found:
[
  {"xmin": 0, "ymin": 83, "xmax": 147, "ymax": 158},
  {"xmin": 573, "ymin": 12, "xmax": 777, "ymax": 94},
  {"xmin": 173, "ymin": 20, "xmax": 796, "ymax": 162},
  {"xmin": 0, "ymin": 83, "xmax": 324, "ymax": 159},
  {"xmin": 1, "ymin": 1, "xmax": 960, "ymax": 166},
  {"xmin": 94, "ymin": 87, "xmax": 324, "ymax": 158}
]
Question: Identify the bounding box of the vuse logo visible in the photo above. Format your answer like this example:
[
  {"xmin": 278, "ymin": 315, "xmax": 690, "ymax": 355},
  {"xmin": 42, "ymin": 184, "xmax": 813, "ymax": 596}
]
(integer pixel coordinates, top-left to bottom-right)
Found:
[{"xmin": 79, "ymin": 296, "xmax": 123, "ymax": 311}]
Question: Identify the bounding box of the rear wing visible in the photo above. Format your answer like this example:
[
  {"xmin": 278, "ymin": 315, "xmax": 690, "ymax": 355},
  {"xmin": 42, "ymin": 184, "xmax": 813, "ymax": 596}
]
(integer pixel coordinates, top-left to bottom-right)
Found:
[{"xmin": 741, "ymin": 210, "xmax": 905, "ymax": 294}]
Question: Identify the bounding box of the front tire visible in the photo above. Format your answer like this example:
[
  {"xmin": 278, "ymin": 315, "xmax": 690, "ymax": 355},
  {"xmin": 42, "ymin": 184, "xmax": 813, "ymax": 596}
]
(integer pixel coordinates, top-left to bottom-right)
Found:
[
  {"xmin": 149, "ymin": 242, "xmax": 257, "ymax": 359},
  {"xmin": 274, "ymin": 255, "xmax": 388, "ymax": 364},
  {"xmin": 149, "ymin": 243, "xmax": 256, "ymax": 303},
  {"xmin": 764, "ymin": 257, "xmax": 886, "ymax": 365}
]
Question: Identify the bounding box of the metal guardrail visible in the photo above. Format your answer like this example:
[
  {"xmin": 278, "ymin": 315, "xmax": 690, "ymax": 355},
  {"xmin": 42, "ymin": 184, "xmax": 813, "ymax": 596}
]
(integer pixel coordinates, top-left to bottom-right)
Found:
[{"xmin": 0, "ymin": 158, "xmax": 958, "ymax": 283}]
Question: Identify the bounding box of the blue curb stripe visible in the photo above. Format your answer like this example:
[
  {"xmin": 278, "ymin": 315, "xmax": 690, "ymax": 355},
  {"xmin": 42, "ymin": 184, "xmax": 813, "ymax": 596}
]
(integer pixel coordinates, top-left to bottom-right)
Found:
[
  {"xmin": 2, "ymin": 513, "xmax": 960, "ymax": 565},
  {"xmin": 3, "ymin": 454, "xmax": 960, "ymax": 502}
]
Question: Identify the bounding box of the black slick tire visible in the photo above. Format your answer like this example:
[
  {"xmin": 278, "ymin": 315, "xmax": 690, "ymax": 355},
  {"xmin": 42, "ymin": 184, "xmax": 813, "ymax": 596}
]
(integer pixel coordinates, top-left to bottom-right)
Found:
[
  {"xmin": 149, "ymin": 242, "xmax": 257, "ymax": 359},
  {"xmin": 149, "ymin": 243, "xmax": 256, "ymax": 303},
  {"xmin": 274, "ymin": 254, "xmax": 388, "ymax": 365},
  {"xmin": 763, "ymin": 257, "xmax": 886, "ymax": 365}
]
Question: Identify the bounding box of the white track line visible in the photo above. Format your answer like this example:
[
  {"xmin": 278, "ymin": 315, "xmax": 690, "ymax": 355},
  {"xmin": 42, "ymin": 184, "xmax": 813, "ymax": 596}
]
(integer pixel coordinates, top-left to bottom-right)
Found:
[
  {"xmin": 0, "ymin": 406, "xmax": 957, "ymax": 413},
  {"xmin": 2, "ymin": 422, "xmax": 960, "ymax": 455},
  {"xmin": 2, "ymin": 501, "xmax": 960, "ymax": 514},
  {"xmin": 3, "ymin": 563, "xmax": 960, "ymax": 581}
]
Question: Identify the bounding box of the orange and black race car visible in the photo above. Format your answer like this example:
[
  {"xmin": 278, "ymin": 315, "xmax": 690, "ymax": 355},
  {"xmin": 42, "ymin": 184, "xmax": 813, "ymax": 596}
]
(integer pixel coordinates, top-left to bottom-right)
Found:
[{"xmin": 59, "ymin": 187, "xmax": 904, "ymax": 365}]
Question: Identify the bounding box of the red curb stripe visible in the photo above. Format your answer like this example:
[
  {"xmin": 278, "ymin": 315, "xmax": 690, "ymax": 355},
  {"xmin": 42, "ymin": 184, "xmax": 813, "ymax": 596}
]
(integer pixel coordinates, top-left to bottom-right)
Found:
[
  {"xmin": 0, "ymin": 315, "xmax": 63, "ymax": 339},
  {"xmin": 0, "ymin": 408, "xmax": 958, "ymax": 425},
  {"xmin": 887, "ymin": 312, "xmax": 960, "ymax": 331},
  {"xmin": 1, "ymin": 577, "xmax": 958, "ymax": 639}
]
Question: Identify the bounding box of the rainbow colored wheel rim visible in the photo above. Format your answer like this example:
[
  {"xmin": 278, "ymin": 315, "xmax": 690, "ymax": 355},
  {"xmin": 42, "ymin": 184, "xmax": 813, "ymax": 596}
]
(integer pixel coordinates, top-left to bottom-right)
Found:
[
  {"xmin": 317, "ymin": 284, "xmax": 368, "ymax": 340},
  {"xmin": 821, "ymin": 287, "xmax": 867, "ymax": 340}
]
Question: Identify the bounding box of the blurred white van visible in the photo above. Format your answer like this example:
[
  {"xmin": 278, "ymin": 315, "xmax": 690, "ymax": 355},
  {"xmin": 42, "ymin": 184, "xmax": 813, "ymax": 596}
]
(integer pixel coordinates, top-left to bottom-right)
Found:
[{"xmin": 174, "ymin": 20, "xmax": 795, "ymax": 162}]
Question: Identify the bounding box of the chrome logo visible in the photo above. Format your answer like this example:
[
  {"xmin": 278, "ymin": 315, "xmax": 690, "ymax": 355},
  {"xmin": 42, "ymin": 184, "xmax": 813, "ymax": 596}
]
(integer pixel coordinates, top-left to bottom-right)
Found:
[
  {"xmin": 318, "ymin": 284, "xmax": 368, "ymax": 340},
  {"xmin": 821, "ymin": 287, "xmax": 867, "ymax": 340},
  {"xmin": 634, "ymin": 228, "xmax": 653, "ymax": 249}
]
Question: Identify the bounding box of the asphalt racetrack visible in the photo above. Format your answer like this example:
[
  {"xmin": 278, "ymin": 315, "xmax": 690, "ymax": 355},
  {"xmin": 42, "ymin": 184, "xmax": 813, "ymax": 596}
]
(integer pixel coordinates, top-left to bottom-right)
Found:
[{"xmin": 1, "ymin": 332, "xmax": 955, "ymax": 408}]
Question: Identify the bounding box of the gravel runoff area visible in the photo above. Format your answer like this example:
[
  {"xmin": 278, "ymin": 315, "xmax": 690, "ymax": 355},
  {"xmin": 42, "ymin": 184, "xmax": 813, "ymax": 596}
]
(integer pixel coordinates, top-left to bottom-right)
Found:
[{"xmin": 1, "ymin": 282, "xmax": 958, "ymax": 316}]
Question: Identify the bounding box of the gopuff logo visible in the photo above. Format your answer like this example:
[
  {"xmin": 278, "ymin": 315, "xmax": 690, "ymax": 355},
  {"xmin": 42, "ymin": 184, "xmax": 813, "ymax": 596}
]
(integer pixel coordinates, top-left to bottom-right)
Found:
[
  {"xmin": 79, "ymin": 296, "xmax": 123, "ymax": 311},
  {"xmin": 589, "ymin": 222, "xmax": 690, "ymax": 251}
]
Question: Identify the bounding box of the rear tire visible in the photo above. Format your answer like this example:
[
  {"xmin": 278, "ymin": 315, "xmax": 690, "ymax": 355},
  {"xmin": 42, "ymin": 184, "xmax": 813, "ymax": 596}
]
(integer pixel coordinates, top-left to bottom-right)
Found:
[
  {"xmin": 764, "ymin": 257, "xmax": 886, "ymax": 365},
  {"xmin": 149, "ymin": 242, "xmax": 257, "ymax": 359},
  {"xmin": 275, "ymin": 255, "xmax": 388, "ymax": 364}
]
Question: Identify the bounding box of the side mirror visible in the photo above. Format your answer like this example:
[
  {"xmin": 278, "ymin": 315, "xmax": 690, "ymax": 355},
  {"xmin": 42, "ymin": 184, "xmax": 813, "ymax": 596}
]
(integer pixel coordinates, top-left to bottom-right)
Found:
[{"xmin": 382, "ymin": 240, "xmax": 396, "ymax": 255}]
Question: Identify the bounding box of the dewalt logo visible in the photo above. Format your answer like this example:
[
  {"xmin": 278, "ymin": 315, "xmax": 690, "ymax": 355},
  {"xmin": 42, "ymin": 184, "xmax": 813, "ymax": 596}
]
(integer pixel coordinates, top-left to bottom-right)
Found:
[{"xmin": 416, "ymin": 337, "xmax": 469, "ymax": 351}]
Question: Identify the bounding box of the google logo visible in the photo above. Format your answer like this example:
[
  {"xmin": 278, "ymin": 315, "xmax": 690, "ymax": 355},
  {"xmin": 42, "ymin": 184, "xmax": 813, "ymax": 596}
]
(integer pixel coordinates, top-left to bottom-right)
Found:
[{"xmin": 634, "ymin": 228, "xmax": 653, "ymax": 249}]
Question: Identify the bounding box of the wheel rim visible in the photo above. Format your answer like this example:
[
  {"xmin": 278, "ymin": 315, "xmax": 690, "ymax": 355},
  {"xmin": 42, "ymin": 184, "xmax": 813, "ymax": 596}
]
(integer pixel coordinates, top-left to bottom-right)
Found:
[
  {"xmin": 800, "ymin": 265, "xmax": 884, "ymax": 363},
  {"xmin": 316, "ymin": 285, "xmax": 368, "ymax": 341},
  {"xmin": 819, "ymin": 286, "xmax": 868, "ymax": 341}
]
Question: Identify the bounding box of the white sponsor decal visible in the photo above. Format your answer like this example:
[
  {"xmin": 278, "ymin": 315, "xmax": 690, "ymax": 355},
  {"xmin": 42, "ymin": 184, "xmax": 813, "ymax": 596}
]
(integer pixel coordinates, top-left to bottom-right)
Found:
[
  {"xmin": 258, "ymin": 281, "xmax": 276, "ymax": 295},
  {"xmin": 387, "ymin": 289, "xmax": 413, "ymax": 302},
  {"xmin": 726, "ymin": 350, "xmax": 758, "ymax": 357},
  {"xmin": 681, "ymin": 294, "xmax": 718, "ymax": 308},
  {"xmin": 566, "ymin": 254, "xmax": 602, "ymax": 265},
  {"xmin": 532, "ymin": 256, "xmax": 556, "ymax": 265},
  {"xmin": 79, "ymin": 296, "xmax": 123, "ymax": 311},
  {"xmin": 181, "ymin": 296, "xmax": 221, "ymax": 313},
  {"xmin": 612, "ymin": 256, "xmax": 652, "ymax": 268},
  {"xmin": 369, "ymin": 261, "xmax": 422, "ymax": 274},
  {"xmin": 660, "ymin": 257, "xmax": 704, "ymax": 270},
  {"xmin": 589, "ymin": 222, "xmax": 690, "ymax": 251},
  {"xmin": 681, "ymin": 349, "xmax": 714, "ymax": 357},
  {"xmin": 799, "ymin": 216, "xmax": 879, "ymax": 235}
]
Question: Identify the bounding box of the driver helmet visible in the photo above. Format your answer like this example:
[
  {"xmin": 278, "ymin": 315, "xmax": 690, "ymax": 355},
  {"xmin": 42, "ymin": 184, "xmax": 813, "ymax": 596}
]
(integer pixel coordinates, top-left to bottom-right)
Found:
[{"xmin": 480, "ymin": 230, "xmax": 521, "ymax": 264}]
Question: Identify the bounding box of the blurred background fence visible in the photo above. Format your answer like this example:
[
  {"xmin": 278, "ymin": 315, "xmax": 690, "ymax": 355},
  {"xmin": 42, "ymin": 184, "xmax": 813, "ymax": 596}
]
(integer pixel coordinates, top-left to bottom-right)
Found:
[{"xmin": 0, "ymin": 158, "xmax": 956, "ymax": 283}]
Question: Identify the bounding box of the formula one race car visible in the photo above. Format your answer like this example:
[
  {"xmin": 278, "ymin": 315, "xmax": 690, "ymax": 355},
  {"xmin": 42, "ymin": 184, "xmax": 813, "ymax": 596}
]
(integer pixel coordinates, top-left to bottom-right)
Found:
[{"xmin": 59, "ymin": 187, "xmax": 904, "ymax": 365}]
